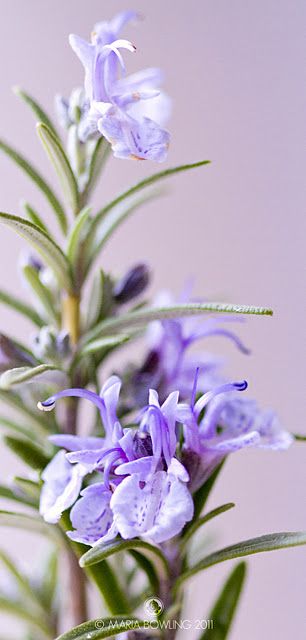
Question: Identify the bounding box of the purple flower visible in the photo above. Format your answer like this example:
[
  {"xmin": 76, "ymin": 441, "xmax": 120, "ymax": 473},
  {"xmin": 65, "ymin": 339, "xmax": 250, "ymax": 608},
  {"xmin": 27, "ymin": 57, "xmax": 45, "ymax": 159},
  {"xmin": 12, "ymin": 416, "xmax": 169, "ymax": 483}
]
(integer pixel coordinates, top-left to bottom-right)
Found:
[
  {"xmin": 125, "ymin": 290, "xmax": 250, "ymax": 406},
  {"xmin": 110, "ymin": 470, "xmax": 193, "ymax": 544},
  {"xmin": 180, "ymin": 380, "xmax": 293, "ymax": 490},
  {"xmin": 39, "ymin": 451, "xmax": 86, "ymax": 524},
  {"xmin": 69, "ymin": 13, "xmax": 170, "ymax": 161},
  {"xmin": 38, "ymin": 375, "xmax": 193, "ymax": 544}
]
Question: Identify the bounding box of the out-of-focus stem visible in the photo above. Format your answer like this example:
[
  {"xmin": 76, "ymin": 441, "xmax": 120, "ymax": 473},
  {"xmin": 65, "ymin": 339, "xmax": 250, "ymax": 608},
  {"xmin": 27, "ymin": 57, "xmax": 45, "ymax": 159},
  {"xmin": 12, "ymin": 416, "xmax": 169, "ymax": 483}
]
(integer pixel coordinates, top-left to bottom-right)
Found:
[
  {"xmin": 66, "ymin": 549, "xmax": 88, "ymax": 627},
  {"xmin": 62, "ymin": 293, "xmax": 80, "ymax": 346}
]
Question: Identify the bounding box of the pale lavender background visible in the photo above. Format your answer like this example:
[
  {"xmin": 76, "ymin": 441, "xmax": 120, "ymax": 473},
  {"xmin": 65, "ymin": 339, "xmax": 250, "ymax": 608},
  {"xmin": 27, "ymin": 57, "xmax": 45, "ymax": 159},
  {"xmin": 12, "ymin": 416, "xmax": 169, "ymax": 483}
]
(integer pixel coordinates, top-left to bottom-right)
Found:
[{"xmin": 0, "ymin": 0, "xmax": 305, "ymax": 638}]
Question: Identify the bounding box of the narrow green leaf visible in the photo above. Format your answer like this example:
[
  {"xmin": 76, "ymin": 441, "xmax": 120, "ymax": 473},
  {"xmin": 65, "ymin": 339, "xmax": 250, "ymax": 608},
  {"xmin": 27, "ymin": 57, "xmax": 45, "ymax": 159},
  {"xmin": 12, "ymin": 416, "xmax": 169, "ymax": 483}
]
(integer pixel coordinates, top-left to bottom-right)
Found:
[
  {"xmin": 174, "ymin": 531, "xmax": 306, "ymax": 594},
  {"xmin": 0, "ymin": 138, "xmax": 67, "ymax": 233},
  {"xmin": 84, "ymin": 304, "xmax": 272, "ymax": 345},
  {"xmin": 200, "ymin": 562, "xmax": 247, "ymax": 639},
  {"xmin": 0, "ymin": 550, "xmax": 49, "ymax": 622},
  {"xmin": 0, "ymin": 596, "xmax": 51, "ymax": 637},
  {"xmin": 40, "ymin": 549, "xmax": 58, "ymax": 609},
  {"xmin": 13, "ymin": 86, "xmax": 60, "ymax": 138},
  {"xmin": 0, "ymin": 364, "xmax": 59, "ymax": 389},
  {"xmin": 55, "ymin": 617, "xmax": 147, "ymax": 640},
  {"xmin": 85, "ymin": 270, "xmax": 105, "ymax": 330},
  {"xmin": 0, "ymin": 509, "xmax": 62, "ymax": 544},
  {"xmin": 80, "ymin": 538, "xmax": 169, "ymax": 581},
  {"xmin": 81, "ymin": 334, "xmax": 130, "ymax": 356},
  {"xmin": 37, "ymin": 123, "xmax": 79, "ymax": 214},
  {"xmin": 0, "ymin": 212, "xmax": 73, "ymax": 291},
  {"xmin": 13, "ymin": 477, "xmax": 41, "ymax": 505},
  {"xmin": 181, "ymin": 503, "xmax": 235, "ymax": 549},
  {"xmin": 81, "ymin": 136, "xmax": 111, "ymax": 203},
  {"xmin": 293, "ymin": 433, "xmax": 306, "ymax": 441},
  {"xmin": 92, "ymin": 159, "xmax": 211, "ymax": 230},
  {"xmin": 23, "ymin": 265, "xmax": 60, "ymax": 324},
  {"xmin": 88, "ymin": 189, "xmax": 163, "ymax": 266},
  {"xmin": 22, "ymin": 200, "xmax": 50, "ymax": 234},
  {"xmin": 66, "ymin": 206, "xmax": 91, "ymax": 265},
  {"xmin": 4, "ymin": 435, "xmax": 51, "ymax": 469},
  {"xmin": 185, "ymin": 462, "xmax": 225, "ymax": 537},
  {"xmin": 0, "ymin": 483, "xmax": 37, "ymax": 508},
  {"xmin": 0, "ymin": 415, "xmax": 41, "ymax": 441},
  {"xmin": 129, "ymin": 549, "xmax": 159, "ymax": 593},
  {"xmin": 0, "ymin": 287, "xmax": 43, "ymax": 327}
]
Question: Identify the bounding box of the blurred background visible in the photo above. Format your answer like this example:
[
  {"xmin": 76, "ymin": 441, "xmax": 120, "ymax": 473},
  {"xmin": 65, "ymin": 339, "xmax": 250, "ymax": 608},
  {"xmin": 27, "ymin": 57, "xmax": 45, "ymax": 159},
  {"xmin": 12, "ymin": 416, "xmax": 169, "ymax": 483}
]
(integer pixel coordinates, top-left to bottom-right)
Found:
[{"xmin": 0, "ymin": 0, "xmax": 305, "ymax": 638}]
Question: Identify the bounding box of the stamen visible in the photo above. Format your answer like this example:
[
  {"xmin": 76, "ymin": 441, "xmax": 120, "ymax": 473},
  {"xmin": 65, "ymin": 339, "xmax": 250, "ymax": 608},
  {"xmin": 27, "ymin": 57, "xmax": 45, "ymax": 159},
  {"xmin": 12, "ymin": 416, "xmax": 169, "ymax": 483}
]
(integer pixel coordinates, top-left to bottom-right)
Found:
[{"xmin": 37, "ymin": 399, "xmax": 55, "ymax": 412}]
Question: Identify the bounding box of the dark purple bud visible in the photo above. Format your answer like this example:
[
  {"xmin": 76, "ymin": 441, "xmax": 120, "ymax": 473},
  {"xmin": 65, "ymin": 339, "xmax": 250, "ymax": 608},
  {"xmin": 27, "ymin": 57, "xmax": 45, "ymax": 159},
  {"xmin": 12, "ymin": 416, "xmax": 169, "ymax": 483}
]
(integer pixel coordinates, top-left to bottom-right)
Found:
[
  {"xmin": 0, "ymin": 334, "xmax": 35, "ymax": 372},
  {"xmin": 55, "ymin": 332, "xmax": 71, "ymax": 358},
  {"xmin": 113, "ymin": 263, "xmax": 150, "ymax": 304},
  {"xmin": 27, "ymin": 254, "xmax": 43, "ymax": 272}
]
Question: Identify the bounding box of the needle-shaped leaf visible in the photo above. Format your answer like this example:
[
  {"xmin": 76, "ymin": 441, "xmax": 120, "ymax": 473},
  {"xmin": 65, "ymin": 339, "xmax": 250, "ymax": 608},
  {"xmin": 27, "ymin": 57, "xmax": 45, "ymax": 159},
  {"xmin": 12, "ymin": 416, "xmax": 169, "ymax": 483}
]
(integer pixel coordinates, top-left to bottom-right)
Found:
[
  {"xmin": 0, "ymin": 483, "xmax": 37, "ymax": 508},
  {"xmin": 80, "ymin": 334, "xmax": 131, "ymax": 357},
  {"xmin": 181, "ymin": 503, "xmax": 235, "ymax": 549},
  {"xmin": 91, "ymin": 159, "xmax": 211, "ymax": 230},
  {"xmin": 0, "ymin": 138, "xmax": 67, "ymax": 232},
  {"xmin": 83, "ymin": 303, "xmax": 273, "ymax": 345},
  {"xmin": 23, "ymin": 264, "xmax": 60, "ymax": 325},
  {"xmin": 81, "ymin": 137, "xmax": 111, "ymax": 203},
  {"xmin": 13, "ymin": 86, "xmax": 60, "ymax": 139},
  {"xmin": 0, "ymin": 415, "xmax": 45, "ymax": 443},
  {"xmin": 173, "ymin": 531, "xmax": 306, "ymax": 595},
  {"xmin": 0, "ymin": 213, "xmax": 74, "ymax": 291},
  {"xmin": 293, "ymin": 433, "xmax": 306, "ymax": 441},
  {"xmin": 0, "ymin": 364, "xmax": 60, "ymax": 389},
  {"xmin": 39, "ymin": 549, "xmax": 58, "ymax": 610},
  {"xmin": 85, "ymin": 270, "xmax": 105, "ymax": 330},
  {"xmin": 4, "ymin": 435, "xmax": 51, "ymax": 469},
  {"xmin": 0, "ymin": 287, "xmax": 43, "ymax": 327},
  {"xmin": 80, "ymin": 538, "xmax": 169, "ymax": 582},
  {"xmin": 129, "ymin": 549, "xmax": 160, "ymax": 593},
  {"xmin": 200, "ymin": 562, "xmax": 247, "ymax": 639},
  {"xmin": 184, "ymin": 463, "xmax": 225, "ymax": 539},
  {"xmin": 21, "ymin": 200, "xmax": 50, "ymax": 234},
  {"xmin": 55, "ymin": 617, "xmax": 147, "ymax": 640},
  {"xmin": 13, "ymin": 477, "xmax": 41, "ymax": 506},
  {"xmin": 87, "ymin": 189, "xmax": 164, "ymax": 268},
  {"xmin": 0, "ymin": 596, "xmax": 51, "ymax": 637},
  {"xmin": 37, "ymin": 123, "xmax": 79, "ymax": 214},
  {"xmin": 66, "ymin": 206, "xmax": 91, "ymax": 266},
  {"xmin": 0, "ymin": 551, "xmax": 50, "ymax": 622},
  {"xmin": 0, "ymin": 510, "xmax": 62, "ymax": 544}
]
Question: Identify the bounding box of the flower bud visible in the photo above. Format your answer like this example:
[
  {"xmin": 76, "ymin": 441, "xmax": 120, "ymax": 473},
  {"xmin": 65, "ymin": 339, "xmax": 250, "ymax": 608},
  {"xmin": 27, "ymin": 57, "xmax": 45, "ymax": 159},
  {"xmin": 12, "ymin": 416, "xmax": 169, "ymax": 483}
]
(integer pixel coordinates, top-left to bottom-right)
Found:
[
  {"xmin": 32, "ymin": 327, "xmax": 71, "ymax": 362},
  {"xmin": 0, "ymin": 333, "xmax": 34, "ymax": 372},
  {"xmin": 113, "ymin": 263, "xmax": 150, "ymax": 304}
]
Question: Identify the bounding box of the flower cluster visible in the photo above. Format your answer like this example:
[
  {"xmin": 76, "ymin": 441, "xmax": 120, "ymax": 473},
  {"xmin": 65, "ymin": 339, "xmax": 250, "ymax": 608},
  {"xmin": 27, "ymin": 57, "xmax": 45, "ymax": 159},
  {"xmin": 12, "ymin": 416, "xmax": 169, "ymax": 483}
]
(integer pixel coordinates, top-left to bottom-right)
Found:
[
  {"xmin": 39, "ymin": 307, "xmax": 292, "ymax": 546},
  {"xmin": 61, "ymin": 11, "xmax": 170, "ymax": 161}
]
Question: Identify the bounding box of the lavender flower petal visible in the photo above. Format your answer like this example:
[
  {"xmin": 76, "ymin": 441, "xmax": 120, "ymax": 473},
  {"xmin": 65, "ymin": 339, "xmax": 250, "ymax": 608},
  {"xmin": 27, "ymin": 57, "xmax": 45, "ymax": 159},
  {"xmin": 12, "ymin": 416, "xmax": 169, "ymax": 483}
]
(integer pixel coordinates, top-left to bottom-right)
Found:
[
  {"xmin": 67, "ymin": 483, "xmax": 115, "ymax": 545},
  {"xmin": 40, "ymin": 451, "xmax": 86, "ymax": 524},
  {"xmin": 111, "ymin": 471, "xmax": 194, "ymax": 543}
]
